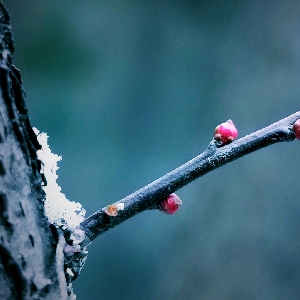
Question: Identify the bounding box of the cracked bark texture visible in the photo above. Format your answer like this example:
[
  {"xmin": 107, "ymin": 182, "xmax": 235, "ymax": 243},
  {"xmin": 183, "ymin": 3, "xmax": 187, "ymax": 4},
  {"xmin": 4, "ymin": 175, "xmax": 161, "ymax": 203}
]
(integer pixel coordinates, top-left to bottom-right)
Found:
[{"xmin": 0, "ymin": 2, "xmax": 68, "ymax": 299}]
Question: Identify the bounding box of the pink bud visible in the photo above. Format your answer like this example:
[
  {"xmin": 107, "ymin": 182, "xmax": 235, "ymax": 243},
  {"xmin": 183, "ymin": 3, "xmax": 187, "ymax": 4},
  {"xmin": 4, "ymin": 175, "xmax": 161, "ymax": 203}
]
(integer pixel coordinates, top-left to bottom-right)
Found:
[
  {"xmin": 214, "ymin": 119, "xmax": 238, "ymax": 145},
  {"xmin": 160, "ymin": 193, "xmax": 182, "ymax": 214},
  {"xmin": 293, "ymin": 119, "xmax": 300, "ymax": 140}
]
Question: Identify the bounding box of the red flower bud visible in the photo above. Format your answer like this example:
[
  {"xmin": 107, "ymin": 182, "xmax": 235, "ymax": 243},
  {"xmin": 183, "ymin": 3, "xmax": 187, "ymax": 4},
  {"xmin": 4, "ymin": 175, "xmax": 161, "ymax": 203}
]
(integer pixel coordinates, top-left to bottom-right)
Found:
[
  {"xmin": 160, "ymin": 193, "xmax": 182, "ymax": 214},
  {"xmin": 293, "ymin": 119, "xmax": 300, "ymax": 140},
  {"xmin": 214, "ymin": 119, "xmax": 238, "ymax": 145}
]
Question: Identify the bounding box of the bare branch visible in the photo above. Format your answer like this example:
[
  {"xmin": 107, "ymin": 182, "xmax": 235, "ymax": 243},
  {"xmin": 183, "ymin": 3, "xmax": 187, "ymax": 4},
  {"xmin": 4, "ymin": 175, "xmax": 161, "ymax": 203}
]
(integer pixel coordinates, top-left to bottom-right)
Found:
[{"xmin": 80, "ymin": 112, "xmax": 300, "ymax": 247}]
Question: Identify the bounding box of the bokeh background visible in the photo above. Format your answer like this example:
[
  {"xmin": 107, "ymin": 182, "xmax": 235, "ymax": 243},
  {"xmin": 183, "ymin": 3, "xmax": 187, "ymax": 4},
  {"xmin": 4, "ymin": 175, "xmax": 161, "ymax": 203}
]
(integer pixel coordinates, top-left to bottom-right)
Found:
[{"xmin": 4, "ymin": 1, "xmax": 300, "ymax": 299}]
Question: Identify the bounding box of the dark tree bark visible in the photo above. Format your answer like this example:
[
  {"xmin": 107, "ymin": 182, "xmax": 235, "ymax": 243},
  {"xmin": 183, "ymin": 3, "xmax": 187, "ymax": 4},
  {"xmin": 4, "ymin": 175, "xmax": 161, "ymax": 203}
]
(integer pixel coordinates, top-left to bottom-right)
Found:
[{"xmin": 0, "ymin": 3, "xmax": 69, "ymax": 299}]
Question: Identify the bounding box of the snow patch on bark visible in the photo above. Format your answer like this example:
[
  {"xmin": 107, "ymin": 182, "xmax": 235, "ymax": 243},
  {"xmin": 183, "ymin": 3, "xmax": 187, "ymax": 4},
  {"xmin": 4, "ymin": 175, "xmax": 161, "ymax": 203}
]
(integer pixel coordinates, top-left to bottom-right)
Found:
[{"xmin": 33, "ymin": 128, "xmax": 86, "ymax": 230}]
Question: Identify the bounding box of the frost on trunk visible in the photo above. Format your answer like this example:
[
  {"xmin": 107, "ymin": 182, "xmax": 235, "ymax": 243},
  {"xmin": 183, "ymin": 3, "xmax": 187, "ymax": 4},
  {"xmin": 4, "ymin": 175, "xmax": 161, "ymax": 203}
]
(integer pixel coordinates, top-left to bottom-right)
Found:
[{"xmin": 0, "ymin": 3, "xmax": 72, "ymax": 299}]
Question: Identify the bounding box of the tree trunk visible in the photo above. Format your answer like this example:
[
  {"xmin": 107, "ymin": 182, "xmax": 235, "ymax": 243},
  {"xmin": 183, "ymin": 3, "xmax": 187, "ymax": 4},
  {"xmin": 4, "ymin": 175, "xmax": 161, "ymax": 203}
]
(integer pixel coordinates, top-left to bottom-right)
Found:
[{"xmin": 0, "ymin": 3, "xmax": 68, "ymax": 299}]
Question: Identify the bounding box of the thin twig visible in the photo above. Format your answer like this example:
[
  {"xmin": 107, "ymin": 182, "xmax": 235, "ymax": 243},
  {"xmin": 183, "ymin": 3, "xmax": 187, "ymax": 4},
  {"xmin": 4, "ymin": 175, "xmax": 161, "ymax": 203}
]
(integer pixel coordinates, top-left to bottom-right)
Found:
[{"xmin": 79, "ymin": 111, "xmax": 300, "ymax": 247}]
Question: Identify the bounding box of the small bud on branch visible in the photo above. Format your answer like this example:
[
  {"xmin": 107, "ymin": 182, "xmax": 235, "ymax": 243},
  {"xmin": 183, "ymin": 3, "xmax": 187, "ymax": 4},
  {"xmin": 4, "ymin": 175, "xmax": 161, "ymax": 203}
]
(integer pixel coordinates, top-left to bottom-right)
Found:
[
  {"xmin": 214, "ymin": 119, "xmax": 238, "ymax": 146},
  {"xmin": 292, "ymin": 119, "xmax": 300, "ymax": 140},
  {"xmin": 160, "ymin": 193, "xmax": 182, "ymax": 214}
]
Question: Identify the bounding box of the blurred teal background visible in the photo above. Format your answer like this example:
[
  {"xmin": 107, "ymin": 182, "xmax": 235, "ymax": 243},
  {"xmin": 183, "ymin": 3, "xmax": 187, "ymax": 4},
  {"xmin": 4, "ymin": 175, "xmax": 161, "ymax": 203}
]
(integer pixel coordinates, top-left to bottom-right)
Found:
[{"xmin": 4, "ymin": 1, "xmax": 300, "ymax": 299}]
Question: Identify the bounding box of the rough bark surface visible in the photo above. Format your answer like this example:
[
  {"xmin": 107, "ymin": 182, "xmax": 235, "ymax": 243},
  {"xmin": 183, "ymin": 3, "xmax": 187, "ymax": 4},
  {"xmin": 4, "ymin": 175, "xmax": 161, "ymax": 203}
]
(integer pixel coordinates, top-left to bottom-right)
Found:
[{"xmin": 0, "ymin": 3, "xmax": 67, "ymax": 299}]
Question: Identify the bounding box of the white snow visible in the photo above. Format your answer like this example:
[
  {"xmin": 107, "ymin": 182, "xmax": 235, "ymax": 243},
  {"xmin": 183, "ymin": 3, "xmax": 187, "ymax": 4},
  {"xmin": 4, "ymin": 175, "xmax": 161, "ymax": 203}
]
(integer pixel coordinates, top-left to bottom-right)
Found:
[{"xmin": 33, "ymin": 128, "xmax": 86, "ymax": 230}]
